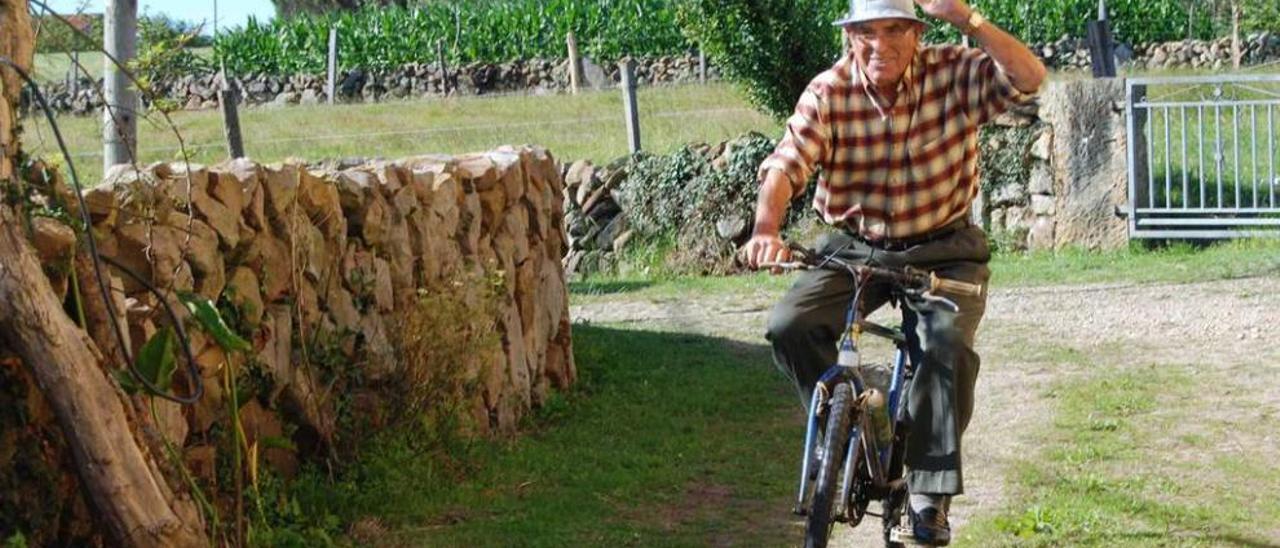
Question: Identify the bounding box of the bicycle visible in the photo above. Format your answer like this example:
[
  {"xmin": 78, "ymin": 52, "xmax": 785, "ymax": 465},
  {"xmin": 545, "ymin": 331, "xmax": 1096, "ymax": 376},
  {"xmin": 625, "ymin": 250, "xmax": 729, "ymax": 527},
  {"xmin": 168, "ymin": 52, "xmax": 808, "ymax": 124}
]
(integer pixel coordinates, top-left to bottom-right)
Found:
[{"xmin": 763, "ymin": 244, "xmax": 983, "ymax": 548}]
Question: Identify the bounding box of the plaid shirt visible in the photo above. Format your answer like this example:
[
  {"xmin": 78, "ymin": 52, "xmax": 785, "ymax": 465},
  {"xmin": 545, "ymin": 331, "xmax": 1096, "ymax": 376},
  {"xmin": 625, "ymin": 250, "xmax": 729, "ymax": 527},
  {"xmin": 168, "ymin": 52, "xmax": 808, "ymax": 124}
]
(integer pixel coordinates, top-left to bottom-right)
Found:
[{"xmin": 758, "ymin": 45, "xmax": 1037, "ymax": 240}]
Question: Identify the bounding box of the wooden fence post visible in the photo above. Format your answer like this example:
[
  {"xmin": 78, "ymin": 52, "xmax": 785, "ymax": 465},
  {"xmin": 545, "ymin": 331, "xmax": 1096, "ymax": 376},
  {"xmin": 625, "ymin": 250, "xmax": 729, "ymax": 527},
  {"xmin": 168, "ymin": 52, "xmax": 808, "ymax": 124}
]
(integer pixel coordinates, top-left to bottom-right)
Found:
[
  {"xmin": 620, "ymin": 59, "xmax": 640, "ymax": 154},
  {"xmin": 1231, "ymin": 0, "xmax": 1242, "ymax": 69},
  {"xmin": 326, "ymin": 26, "xmax": 338, "ymax": 104},
  {"xmin": 68, "ymin": 49, "xmax": 79, "ymax": 95},
  {"xmin": 566, "ymin": 31, "xmax": 582, "ymax": 94},
  {"xmin": 698, "ymin": 47, "xmax": 706, "ymax": 83},
  {"xmin": 437, "ymin": 39, "xmax": 451, "ymax": 95},
  {"xmin": 219, "ymin": 88, "xmax": 245, "ymax": 159}
]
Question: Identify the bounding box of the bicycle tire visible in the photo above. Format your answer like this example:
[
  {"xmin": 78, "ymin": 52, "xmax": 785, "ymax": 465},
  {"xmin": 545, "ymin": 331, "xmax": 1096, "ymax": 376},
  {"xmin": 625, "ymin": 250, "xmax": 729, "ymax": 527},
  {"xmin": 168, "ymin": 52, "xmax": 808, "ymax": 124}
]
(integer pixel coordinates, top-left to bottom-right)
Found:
[{"xmin": 805, "ymin": 382, "xmax": 853, "ymax": 548}]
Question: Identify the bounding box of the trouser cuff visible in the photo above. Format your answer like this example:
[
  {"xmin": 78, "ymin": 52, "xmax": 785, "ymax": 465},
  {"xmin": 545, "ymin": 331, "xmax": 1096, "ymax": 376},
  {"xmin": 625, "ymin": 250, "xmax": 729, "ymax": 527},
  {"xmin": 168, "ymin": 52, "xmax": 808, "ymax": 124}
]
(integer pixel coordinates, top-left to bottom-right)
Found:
[{"xmin": 907, "ymin": 469, "xmax": 963, "ymax": 496}]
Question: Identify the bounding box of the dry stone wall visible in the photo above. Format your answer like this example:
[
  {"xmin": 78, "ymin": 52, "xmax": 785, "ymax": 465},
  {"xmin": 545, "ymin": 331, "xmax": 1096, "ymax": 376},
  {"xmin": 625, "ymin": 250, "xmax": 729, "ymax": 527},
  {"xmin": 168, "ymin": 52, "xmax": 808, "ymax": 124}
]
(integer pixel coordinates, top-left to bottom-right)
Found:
[
  {"xmin": 86, "ymin": 148, "xmax": 573, "ymax": 435},
  {"xmin": 975, "ymin": 79, "xmax": 1129, "ymax": 251},
  {"xmin": 3, "ymin": 147, "xmax": 574, "ymax": 539},
  {"xmin": 1036, "ymin": 32, "xmax": 1280, "ymax": 71}
]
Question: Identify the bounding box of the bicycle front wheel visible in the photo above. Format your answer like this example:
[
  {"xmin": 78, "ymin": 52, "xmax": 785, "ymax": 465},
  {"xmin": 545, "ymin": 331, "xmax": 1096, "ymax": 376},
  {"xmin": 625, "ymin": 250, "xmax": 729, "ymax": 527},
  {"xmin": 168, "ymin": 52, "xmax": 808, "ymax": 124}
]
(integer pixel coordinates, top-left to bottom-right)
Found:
[{"xmin": 805, "ymin": 382, "xmax": 853, "ymax": 548}]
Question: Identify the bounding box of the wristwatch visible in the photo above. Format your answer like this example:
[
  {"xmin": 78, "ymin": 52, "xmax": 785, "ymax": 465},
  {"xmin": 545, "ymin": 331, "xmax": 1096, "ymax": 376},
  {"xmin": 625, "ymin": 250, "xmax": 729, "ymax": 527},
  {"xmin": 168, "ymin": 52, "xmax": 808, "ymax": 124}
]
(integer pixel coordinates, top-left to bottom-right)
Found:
[{"xmin": 963, "ymin": 10, "xmax": 986, "ymax": 35}]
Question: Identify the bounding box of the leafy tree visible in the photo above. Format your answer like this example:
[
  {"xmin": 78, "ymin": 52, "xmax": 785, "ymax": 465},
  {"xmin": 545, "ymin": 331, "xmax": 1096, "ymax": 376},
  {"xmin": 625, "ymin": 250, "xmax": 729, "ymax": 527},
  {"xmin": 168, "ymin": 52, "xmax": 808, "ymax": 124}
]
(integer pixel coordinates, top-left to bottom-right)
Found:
[{"xmin": 678, "ymin": 0, "xmax": 843, "ymax": 120}]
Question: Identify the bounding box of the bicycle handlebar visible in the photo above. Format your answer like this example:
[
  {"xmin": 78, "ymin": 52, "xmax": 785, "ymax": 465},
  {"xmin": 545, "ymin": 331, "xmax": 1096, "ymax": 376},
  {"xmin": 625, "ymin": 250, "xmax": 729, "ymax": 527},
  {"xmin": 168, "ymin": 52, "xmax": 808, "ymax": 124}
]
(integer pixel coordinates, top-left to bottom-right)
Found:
[{"xmin": 759, "ymin": 246, "xmax": 984, "ymax": 298}]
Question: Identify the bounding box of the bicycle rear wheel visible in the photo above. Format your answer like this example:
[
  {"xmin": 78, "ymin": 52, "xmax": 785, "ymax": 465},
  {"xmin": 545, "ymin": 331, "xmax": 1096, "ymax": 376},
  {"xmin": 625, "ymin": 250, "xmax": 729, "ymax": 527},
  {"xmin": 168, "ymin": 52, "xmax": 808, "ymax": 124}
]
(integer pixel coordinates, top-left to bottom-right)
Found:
[{"xmin": 804, "ymin": 382, "xmax": 853, "ymax": 548}]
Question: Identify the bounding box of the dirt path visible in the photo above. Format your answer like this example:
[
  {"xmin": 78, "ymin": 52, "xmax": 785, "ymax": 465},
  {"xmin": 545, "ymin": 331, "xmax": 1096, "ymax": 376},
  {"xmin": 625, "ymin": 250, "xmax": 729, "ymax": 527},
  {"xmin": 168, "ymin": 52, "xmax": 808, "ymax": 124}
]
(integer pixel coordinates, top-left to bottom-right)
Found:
[{"xmin": 571, "ymin": 275, "xmax": 1280, "ymax": 546}]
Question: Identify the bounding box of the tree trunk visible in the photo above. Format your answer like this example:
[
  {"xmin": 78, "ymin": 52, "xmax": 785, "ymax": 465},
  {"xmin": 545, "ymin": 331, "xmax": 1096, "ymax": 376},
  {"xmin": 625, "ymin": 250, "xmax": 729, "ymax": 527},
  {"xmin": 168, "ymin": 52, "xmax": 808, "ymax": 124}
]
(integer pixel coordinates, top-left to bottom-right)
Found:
[{"xmin": 1, "ymin": 1, "xmax": 207, "ymax": 546}]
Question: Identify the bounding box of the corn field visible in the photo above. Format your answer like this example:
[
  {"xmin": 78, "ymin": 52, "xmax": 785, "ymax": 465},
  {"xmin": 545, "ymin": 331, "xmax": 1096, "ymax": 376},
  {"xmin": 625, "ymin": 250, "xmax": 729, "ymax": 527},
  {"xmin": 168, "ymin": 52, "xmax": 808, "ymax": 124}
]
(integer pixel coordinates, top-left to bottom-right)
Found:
[
  {"xmin": 212, "ymin": 0, "xmax": 690, "ymax": 75},
  {"xmin": 211, "ymin": 0, "xmax": 1279, "ymax": 77}
]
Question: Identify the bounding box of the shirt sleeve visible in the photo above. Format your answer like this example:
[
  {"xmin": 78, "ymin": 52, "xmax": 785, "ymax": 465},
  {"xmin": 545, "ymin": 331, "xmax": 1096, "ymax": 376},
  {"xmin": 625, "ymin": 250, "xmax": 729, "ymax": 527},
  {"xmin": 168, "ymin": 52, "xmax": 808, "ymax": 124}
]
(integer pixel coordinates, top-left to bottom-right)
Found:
[
  {"xmin": 955, "ymin": 47, "xmax": 1038, "ymax": 125},
  {"xmin": 756, "ymin": 84, "xmax": 831, "ymax": 196}
]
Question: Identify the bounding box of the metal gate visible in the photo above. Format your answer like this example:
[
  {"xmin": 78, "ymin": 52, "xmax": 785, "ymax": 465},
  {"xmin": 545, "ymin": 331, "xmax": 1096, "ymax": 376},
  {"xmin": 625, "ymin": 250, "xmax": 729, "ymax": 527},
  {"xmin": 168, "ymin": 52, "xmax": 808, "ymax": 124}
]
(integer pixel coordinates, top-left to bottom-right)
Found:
[{"xmin": 1125, "ymin": 74, "xmax": 1280, "ymax": 238}]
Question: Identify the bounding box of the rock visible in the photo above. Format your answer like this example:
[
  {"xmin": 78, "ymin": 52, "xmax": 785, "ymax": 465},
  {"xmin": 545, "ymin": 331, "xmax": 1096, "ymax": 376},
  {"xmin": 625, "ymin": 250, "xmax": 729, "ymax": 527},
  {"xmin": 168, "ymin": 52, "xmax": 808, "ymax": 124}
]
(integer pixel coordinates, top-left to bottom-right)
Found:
[
  {"xmin": 151, "ymin": 398, "xmax": 188, "ymax": 447},
  {"xmin": 188, "ymin": 171, "xmax": 240, "ymax": 250},
  {"xmin": 194, "ymin": 343, "xmax": 227, "ymax": 379},
  {"xmin": 1030, "ymin": 130, "xmax": 1053, "ymax": 161},
  {"xmin": 83, "ymin": 185, "xmax": 118, "ymax": 225},
  {"xmin": 992, "ymin": 182, "xmax": 1027, "ymax": 207},
  {"xmin": 1151, "ymin": 49, "xmax": 1168, "ymax": 66},
  {"xmin": 184, "ymin": 445, "xmax": 217, "ymax": 482},
  {"xmin": 358, "ymin": 313, "xmax": 396, "ymax": 381},
  {"xmin": 212, "ymin": 159, "xmax": 254, "ymax": 212},
  {"xmin": 262, "ymin": 164, "xmax": 299, "ymax": 222},
  {"xmin": 31, "ymin": 217, "xmax": 76, "ymax": 264},
  {"xmin": 585, "ymin": 197, "xmax": 620, "ymax": 223},
  {"xmin": 226, "ymin": 266, "xmax": 265, "ymax": 329},
  {"xmin": 579, "ymin": 184, "xmax": 610, "ymax": 216},
  {"xmin": 595, "ymin": 212, "xmax": 628, "ymax": 251},
  {"xmin": 237, "ymin": 400, "xmax": 296, "ymax": 477},
  {"xmin": 1031, "ymin": 194, "xmax": 1057, "ymax": 216},
  {"xmin": 993, "ymin": 112, "xmax": 1033, "ymax": 127},
  {"xmin": 271, "ymin": 91, "xmax": 300, "ymax": 106},
  {"xmin": 574, "ymin": 170, "xmax": 597, "ymax": 207},
  {"xmin": 360, "ymin": 194, "xmax": 390, "ymax": 248},
  {"xmin": 990, "ymin": 208, "xmax": 1006, "ymax": 232},
  {"xmin": 1028, "ymin": 216, "xmax": 1055, "ymax": 250},
  {"xmin": 563, "ymin": 249, "xmax": 586, "ymax": 275},
  {"xmin": 715, "ymin": 215, "xmax": 749, "ymax": 241},
  {"xmin": 1004, "ymin": 205, "xmax": 1029, "ymax": 230},
  {"xmin": 300, "ymin": 88, "xmax": 321, "ymax": 105},
  {"xmin": 325, "ymin": 281, "xmax": 361, "ymax": 334},
  {"xmin": 373, "ymin": 257, "xmax": 394, "ymax": 313},
  {"xmin": 565, "ymin": 209, "xmax": 590, "ymax": 239},
  {"xmin": 297, "ymin": 220, "xmax": 329, "ymax": 283},
  {"xmin": 114, "ymin": 223, "xmax": 186, "ymax": 293},
  {"xmin": 1029, "ymin": 163, "xmax": 1054, "ymax": 195},
  {"xmin": 612, "ymin": 229, "xmax": 635, "ymax": 253},
  {"xmin": 298, "ymin": 170, "xmax": 344, "ymax": 238},
  {"xmin": 174, "ymin": 216, "xmax": 226, "ymax": 300},
  {"xmin": 1038, "ymin": 79, "xmax": 1128, "ymax": 250},
  {"xmin": 563, "ymin": 159, "xmax": 594, "ymax": 191}
]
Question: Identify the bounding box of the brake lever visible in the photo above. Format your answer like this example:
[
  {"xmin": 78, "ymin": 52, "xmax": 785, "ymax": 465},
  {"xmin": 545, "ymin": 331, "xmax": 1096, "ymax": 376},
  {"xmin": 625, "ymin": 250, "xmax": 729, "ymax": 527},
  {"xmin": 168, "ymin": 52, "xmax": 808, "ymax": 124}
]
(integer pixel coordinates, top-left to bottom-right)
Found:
[{"xmin": 904, "ymin": 290, "xmax": 960, "ymax": 314}]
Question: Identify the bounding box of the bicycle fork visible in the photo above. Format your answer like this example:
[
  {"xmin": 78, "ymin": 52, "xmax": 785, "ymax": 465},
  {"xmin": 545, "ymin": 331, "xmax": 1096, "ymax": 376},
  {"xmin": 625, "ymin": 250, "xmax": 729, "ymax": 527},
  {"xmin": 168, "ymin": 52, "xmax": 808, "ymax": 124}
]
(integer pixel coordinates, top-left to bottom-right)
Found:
[{"xmin": 793, "ymin": 364, "xmax": 866, "ymax": 516}]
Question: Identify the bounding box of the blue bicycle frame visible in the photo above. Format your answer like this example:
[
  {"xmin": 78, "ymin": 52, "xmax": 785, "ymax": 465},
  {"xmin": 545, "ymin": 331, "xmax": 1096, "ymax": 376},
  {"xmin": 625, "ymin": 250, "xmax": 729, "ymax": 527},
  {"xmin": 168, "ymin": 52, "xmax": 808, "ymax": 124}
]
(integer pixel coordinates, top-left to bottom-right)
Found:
[{"xmin": 793, "ymin": 280, "xmax": 918, "ymax": 517}]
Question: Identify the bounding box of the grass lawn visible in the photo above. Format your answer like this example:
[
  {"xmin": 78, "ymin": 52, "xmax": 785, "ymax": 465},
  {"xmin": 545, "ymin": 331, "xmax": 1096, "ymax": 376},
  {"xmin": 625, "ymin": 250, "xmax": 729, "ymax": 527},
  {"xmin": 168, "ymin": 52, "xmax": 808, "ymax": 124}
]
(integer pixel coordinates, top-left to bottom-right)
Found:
[
  {"xmin": 288, "ymin": 325, "xmax": 801, "ymax": 547},
  {"xmin": 19, "ymin": 82, "xmax": 779, "ymax": 185},
  {"xmin": 31, "ymin": 48, "xmax": 215, "ymax": 84}
]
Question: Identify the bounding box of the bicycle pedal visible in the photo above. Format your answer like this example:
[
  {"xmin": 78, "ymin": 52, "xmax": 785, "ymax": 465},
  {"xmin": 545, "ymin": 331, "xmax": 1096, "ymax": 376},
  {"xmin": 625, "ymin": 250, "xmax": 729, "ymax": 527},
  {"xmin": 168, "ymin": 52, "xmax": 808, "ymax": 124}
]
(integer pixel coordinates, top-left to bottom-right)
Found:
[{"xmin": 889, "ymin": 526, "xmax": 940, "ymax": 546}]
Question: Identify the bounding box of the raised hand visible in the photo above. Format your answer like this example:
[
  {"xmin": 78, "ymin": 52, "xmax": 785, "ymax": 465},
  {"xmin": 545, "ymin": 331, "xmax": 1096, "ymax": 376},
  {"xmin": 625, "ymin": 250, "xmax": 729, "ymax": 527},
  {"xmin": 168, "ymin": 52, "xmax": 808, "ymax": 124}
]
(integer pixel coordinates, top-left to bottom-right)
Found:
[{"xmin": 914, "ymin": 0, "xmax": 973, "ymax": 27}]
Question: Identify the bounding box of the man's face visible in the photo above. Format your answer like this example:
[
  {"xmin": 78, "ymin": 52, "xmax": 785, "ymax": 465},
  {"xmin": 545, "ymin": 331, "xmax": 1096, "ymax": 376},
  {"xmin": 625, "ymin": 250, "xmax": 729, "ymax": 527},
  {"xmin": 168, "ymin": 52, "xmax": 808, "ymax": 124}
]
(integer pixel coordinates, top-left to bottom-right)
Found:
[{"xmin": 845, "ymin": 18, "xmax": 922, "ymax": 90}]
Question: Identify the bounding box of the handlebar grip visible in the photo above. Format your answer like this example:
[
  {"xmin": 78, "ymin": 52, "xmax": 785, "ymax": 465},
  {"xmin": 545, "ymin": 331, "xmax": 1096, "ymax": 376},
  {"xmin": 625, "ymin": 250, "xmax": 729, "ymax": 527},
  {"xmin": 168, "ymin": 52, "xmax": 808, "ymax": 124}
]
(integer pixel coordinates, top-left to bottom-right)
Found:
[{"xmin": 929, "ymin": 273, "xmax": 984, "ymax": 297}]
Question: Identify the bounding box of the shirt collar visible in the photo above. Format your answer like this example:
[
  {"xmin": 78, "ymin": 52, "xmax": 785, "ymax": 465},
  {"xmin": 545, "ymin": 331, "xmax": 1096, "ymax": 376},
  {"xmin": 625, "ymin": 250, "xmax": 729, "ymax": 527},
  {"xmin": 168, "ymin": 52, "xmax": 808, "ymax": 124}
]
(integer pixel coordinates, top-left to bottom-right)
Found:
[{"xmin": 849, "ymin": 48, "xmax": 921, "ymax": 118}]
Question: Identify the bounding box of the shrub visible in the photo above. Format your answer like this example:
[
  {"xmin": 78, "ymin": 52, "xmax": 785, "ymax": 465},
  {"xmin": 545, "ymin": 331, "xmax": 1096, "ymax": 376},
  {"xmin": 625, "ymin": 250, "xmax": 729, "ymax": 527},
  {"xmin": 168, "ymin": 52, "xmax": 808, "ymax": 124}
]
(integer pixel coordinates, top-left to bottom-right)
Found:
[
  {"xmin": 618, "ymin": 132, "xmax": 806, "ymax": 273},
  {"xmin": 391, "ymin": 266, "xmax": 504, "ymax": 428}
]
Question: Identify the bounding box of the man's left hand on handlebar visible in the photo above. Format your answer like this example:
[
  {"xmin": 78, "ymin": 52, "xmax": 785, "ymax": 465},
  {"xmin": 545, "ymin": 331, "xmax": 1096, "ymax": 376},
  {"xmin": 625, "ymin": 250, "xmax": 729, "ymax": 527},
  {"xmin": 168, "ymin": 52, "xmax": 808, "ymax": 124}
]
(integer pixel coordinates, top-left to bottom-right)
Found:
[{"xmin": 741, "ymin": 232, "xmax": 792, "ymax": 273}]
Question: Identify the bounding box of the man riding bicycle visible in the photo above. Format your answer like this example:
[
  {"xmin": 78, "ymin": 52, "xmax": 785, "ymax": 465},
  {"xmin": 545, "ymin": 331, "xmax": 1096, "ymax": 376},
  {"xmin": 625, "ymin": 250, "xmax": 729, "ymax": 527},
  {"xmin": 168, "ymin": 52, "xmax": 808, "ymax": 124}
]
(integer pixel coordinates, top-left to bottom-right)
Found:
[{"xmin": 743, "ymin": 0, "xmax": 1046, "ymax": 544}]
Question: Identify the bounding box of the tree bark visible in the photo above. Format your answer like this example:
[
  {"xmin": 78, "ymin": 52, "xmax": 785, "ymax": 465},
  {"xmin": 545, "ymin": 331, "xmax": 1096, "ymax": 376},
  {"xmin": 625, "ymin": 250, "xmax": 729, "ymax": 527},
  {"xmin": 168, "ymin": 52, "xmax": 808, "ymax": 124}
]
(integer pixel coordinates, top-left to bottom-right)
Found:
[{"xmin": 1, "ymin": 1, "xmax": 207, "ymax": 546}]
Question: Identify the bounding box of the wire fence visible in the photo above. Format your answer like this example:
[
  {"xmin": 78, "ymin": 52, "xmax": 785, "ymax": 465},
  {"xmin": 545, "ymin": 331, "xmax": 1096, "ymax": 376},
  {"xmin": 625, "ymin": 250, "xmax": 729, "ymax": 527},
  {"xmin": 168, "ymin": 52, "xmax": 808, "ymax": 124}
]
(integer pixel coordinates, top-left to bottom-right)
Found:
[{"xmin": 21, "ymin": 79, "xmax": 776, "ymax": 185}]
